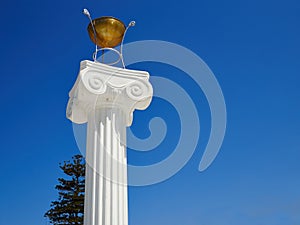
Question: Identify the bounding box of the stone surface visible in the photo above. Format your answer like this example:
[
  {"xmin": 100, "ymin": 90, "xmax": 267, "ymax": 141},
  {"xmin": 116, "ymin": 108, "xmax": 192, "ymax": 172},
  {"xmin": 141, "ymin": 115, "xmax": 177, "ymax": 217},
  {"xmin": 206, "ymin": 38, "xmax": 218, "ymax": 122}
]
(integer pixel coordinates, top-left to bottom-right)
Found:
[
  {"xmin": 66, "ymin": 60, "xmax": 153, "ymax": 225},
  {"xmin": 66, "ymin": 60, "xmax": 153, "ymax": 126}
]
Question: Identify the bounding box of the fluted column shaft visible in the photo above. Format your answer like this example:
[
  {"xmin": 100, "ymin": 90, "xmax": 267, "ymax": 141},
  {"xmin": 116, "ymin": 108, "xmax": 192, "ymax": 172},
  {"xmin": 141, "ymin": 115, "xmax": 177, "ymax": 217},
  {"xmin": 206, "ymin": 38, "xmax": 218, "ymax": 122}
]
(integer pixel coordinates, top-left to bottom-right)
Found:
[
  {"xmin": 84, "ymin": 108, "xmax": 128, "ymax": 225},
  {"xmin": 66, "ymin": 60, "xmax": 153, "ymax": 225}
]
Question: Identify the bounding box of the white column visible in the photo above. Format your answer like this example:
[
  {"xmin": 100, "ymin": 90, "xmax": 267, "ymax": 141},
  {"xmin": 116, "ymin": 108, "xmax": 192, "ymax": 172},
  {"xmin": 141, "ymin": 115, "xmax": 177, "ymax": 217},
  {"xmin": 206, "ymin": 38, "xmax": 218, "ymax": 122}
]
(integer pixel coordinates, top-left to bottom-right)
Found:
[
  {"xmin": 66, "ymin": 60, "xmax": 153, "ymax": 225},
  {"xmin": 85, "ymin": 108, "xmax": 128, "ymax": 225}
]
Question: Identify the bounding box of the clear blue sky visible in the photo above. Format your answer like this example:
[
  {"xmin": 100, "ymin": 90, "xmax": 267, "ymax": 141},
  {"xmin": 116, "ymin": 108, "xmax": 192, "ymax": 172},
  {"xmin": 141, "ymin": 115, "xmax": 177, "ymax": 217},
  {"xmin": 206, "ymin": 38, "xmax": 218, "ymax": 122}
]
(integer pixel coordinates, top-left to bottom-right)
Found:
[{"xmin": 1, "ymin": 0, "xmax": 300, "ymax": 224}]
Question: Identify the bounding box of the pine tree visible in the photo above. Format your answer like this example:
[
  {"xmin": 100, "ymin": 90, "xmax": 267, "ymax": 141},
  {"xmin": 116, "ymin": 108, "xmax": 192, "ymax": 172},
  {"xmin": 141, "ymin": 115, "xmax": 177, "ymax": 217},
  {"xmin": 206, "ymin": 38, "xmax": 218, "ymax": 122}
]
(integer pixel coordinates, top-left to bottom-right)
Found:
[{"xmin": 45, "ymin": 155, "xmax": 85, "ymax": 225}]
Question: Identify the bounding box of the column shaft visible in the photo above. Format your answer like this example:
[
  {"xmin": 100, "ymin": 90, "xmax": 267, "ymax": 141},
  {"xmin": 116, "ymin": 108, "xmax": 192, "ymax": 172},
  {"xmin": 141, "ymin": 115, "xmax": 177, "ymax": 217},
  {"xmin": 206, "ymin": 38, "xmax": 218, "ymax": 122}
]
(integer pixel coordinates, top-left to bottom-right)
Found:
[{"xmin": 84, "ymin": 108, "xmax": 128, "ymax": 225}]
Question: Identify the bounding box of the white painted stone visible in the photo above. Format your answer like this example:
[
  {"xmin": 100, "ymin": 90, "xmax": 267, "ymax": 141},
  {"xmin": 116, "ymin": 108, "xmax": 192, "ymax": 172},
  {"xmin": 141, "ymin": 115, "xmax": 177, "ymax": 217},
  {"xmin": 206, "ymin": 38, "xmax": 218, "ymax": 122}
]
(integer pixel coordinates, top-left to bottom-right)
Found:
[{"xmin": 66, "ymin": 60, "xmax": 153, "ymax": 225}]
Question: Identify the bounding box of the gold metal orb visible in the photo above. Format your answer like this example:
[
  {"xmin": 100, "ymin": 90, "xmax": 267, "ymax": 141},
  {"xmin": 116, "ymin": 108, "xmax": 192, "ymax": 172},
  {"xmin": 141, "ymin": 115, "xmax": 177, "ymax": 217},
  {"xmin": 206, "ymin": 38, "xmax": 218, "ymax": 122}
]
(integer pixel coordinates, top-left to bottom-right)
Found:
[{"xmin": 87, "ymin": 16, "xmax": 126, "ymax": 48}]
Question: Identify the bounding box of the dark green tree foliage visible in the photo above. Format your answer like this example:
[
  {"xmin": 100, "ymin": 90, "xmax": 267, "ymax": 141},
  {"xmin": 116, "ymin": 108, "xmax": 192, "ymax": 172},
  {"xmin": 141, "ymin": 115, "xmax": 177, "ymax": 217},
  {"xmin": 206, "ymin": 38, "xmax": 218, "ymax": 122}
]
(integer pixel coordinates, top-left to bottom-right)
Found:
[{"xmin": 45, "ymin": 155, "xmax": 85, "ymax": 225}]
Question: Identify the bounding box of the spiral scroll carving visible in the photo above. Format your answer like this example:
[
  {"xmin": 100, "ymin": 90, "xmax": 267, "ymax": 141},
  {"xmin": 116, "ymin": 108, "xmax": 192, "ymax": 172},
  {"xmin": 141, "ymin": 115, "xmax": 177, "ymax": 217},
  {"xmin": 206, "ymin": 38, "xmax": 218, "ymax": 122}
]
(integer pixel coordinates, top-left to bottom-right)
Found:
[
  {"xmin": 126, "ymin": 80, "xmax": 150, "ymax": 100},
  {"xmin": 89, "ymin": 78, "xmax": 103, "ymax": 90},
  {"xmin": 84, "ymin": 71, "xmax": 106, "ymax": 94}
]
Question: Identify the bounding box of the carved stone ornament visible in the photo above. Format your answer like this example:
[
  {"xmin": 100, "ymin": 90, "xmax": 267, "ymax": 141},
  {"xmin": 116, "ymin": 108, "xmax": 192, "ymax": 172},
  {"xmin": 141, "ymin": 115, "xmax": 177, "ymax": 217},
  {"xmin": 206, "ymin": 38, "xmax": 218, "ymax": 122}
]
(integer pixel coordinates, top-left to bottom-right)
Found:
[{"xmin": 66, "ymin": 60, "xmax": 153, "ymax": 126}]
